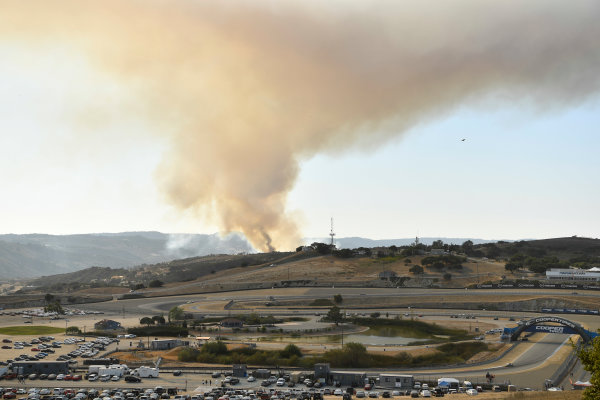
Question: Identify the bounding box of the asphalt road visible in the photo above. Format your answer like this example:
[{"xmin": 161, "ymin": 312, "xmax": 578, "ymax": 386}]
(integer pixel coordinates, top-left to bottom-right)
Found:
[
  {"xmin": 26, "ymin": 287, "xmax": 592, "ymax": 391},
  {"xmin": 81, "ymin": 287, "xmax": 599, "ymax": 316}
]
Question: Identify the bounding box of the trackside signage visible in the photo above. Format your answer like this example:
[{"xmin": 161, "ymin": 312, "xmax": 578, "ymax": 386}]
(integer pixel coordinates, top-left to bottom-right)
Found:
[
  {"xmin": 525, "ymin": 325, "xmax": 578, "ymax": 334},
  {"xmin": 475, "ymin": 283, "xmax": 600, "ymax": 290},
  {"xmin": 541, "ymin": 308, "xmax": 599, "ymax": 315}
]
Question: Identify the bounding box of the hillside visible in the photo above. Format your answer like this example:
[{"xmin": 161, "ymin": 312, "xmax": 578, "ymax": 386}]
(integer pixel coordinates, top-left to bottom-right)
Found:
[
  {"xmin": 472, "ymin": 236, "xmax": 600, "ymax": 264},
  {"xmin": 0, "ymin": 232, "xmax": 254, "ymax": 279}
]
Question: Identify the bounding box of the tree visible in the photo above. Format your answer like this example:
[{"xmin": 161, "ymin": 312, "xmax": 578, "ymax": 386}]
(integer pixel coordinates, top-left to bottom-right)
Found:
[
  {"xmin": 149, "ymin": 280, "xmax": 164, "ymax": 288},
  {"xmin": 152, "ymin": 315, "xmax": 166, "ymax": 325},
  {"xmin": 44, "ymin": 293, "xmax": 55, "ymax": 304},
  {"xmin": 461, "ymin": 240, "xmax": 474, "ymax": 255},
  {"xmin": 370, "ymin": 312, "xmax": 381, "ymax": 318},
  {"xmin": 409, "ymin": 265, "xmax": 424, "ymax": 275},
  {"xmin": 431, "ymin": 240, "xmax": 444, "ymax": 249},
  {"xmin": 333, "ymin": 294, "xmax": 343, "ymax": 304},
  {"xmin": 443, "ymin": 273, "xmax": 452, "ymax": 281},
  {"xmin": 577, "ymin": 338, "xmax": 600, "ymax": 399},
  {"xmin": 505, "ymin": 263, "xmax": 520, "ymax": 273},
  {"xmin": 168, "ymin": 306, "xmax": 184, "ymax": 322},
  {"xmin": 311, "ymin": 242, "xmax": 332, "ymax": 255},
  {"xmin": 140, "ymin": 317, "xmax": 153, "ymax": 326},
  {"xmin": 342, "ymin": 342, "xmax": 367, "ymax": 368},
  {"xmin": 201, "ymin": 340, "xmax": 228, "ymax": 355},
  {"xmin": 281, "ymin": 343, "xmax": 303, "ymax": 358},
  {"xmin": 66, "ymin": 326, "xmax": 81, "ymax": 335},
  {"xmin": 45, "ymin": 301, "xmax": 64, "ymax": 315},
  {"xmin": 325, "ymin": 305, "xmax": 344, "ymax": 324}
]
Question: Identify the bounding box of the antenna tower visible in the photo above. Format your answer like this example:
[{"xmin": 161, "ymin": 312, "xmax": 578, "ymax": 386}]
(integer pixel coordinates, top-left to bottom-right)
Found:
[{"xmin": 329, "ymin": 218, "xmax": 336, "ymax": 247}]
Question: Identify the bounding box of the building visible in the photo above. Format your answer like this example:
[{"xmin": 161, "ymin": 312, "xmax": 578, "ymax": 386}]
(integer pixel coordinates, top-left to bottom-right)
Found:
[
  {"xmin": 12, "ymin": 361, "xmax": 69, "ymax": 375},
  {"xmin": 329, "ymin": 371, "xmax": 367, "ymax": 387},
  {"xmin": 546, "ymin": 268, "xmax": 600, "ymax": 281},
  {"xmin": 314, "ymin": 364, "xmax": 366, "ymax": 387},
  {"xmin": 314, "ymin": 363, "xmax": 330, "ymax": 379},
  {"xmin": 150, "ymin": 339, "xmax": 189, "ymax": 350},
  {"xmin": 430, "ymin": 249, "xmax": 447, "ymax": 255},
  {"xmin": 94, "ymin": 319, "xmax": 122, "ymax": 330},
  {"xmin": 252, "ymin": 369, "xmax": 272, "ymax": 379},
  {"xmin": 379, "ymin": 374, "xmax": 413, "ymax": 389},
  {"xmin": 220, "ymin": 318, "xmax": 243, "ymax": 328},
  {"xmin": 379, "ymin": 271, "xmax": 397, "ymax": 279},
  {"xmin": 233, "ymin": 364, "xmax": 247, "ymax": 377}
]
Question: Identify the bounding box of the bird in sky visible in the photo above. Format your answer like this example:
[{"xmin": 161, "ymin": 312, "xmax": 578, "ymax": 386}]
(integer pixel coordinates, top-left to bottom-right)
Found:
[{"xmin": 461, "ymin": 138, "xmax": 466, "ymax": 141}]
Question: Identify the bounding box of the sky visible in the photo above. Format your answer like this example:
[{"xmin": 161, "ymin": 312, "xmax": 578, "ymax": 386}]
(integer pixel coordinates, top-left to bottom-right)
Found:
[{"xmin": 0, "ymin": 1, "xmax": 599, "ymax": 250}]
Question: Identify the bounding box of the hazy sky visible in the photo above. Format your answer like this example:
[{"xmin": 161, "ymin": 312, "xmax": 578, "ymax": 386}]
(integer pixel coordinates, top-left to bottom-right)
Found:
[{"xmin": 1, "ymin": 1, "xmax": 599, "ymax": 250}]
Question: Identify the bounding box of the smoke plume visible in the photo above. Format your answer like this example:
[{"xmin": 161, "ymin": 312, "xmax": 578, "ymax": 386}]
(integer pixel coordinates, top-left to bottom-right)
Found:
[{"xmin": 2, "ymin": 1, "xmax": 600, "ymax": 251}]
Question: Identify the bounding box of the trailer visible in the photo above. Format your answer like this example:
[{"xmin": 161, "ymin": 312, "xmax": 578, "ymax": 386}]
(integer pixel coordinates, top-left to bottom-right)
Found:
[
  {"xmin": 99, "ymin": 364, "xmax": 129, "ymax": 377},
  {"xmin": 137, "ymin": 366, "xmax": 159, "ymax": 378},
  {"xmin": 88, "ymin": 365, "xmax": 105, "ymax": 375}
]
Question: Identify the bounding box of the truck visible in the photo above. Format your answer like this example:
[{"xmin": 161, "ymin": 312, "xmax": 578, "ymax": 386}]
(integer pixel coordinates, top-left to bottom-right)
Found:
[
  {"xmin": 136, "ymin": 367, "xmax": 159, "ymax": 378},
  {"xmin": 87, "ymin": 365, "xmax": 105, "ymax": 375},
  {"xmin": 98, "ymin": 364, "xmax": 129, "ymax": 377}
]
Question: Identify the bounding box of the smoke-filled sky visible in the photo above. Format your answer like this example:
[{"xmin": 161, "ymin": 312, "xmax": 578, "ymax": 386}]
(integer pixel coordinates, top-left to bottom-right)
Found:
[{"xmin": 1, "ymin": 1, "xmax": 599, "ymax": 251}]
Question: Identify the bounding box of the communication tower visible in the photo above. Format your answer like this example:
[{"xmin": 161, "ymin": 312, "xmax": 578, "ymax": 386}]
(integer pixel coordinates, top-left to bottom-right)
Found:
[{"xmin": 329, "ymin": 218, "xmax": 336, "ymax": 247}]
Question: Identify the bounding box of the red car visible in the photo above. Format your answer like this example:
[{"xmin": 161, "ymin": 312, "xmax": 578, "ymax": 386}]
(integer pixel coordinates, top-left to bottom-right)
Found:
[
  {"xmin": 64, "ymin": 374, "xmax": 74, "ymax": 381},
  {"xmin": 31, "ymin": 348, "xmax": 40, "ymax": 352},
  {"xmin": 72, "ymin": 375, "xmax": 82, "ymax": 381},
  {"xmin": 3, "ymin": 393, "xmax": 16, "ymax": 399}
]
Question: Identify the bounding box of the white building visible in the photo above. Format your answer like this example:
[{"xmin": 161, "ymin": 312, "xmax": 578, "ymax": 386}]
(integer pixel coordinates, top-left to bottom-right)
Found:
[{"xmin": 546, "ymin": 268, "xmax": 600, "ymax": 281}]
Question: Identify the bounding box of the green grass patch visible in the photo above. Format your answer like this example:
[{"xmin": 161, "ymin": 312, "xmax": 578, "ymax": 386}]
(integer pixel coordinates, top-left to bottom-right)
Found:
[
  {"xmin": 0, "ymin": 326, "xmax": 65, "ymax": 335},
  {"xmin": 180, "ymin": 340, "xmax": 489, "ymax": 369},
  {"xmin": 348, "ymin": 317, "xmax": 473, "ymax": 341}
]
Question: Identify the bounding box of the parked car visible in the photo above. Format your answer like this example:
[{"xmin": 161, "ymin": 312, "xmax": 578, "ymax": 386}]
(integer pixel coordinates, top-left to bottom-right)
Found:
[
  {"xmin": 125, "ymin": 375, "xmax": 142, "ymax": 383},
  {"xmin": 465, "ymin": 389, "xmax": 478, "ymax": 396}
]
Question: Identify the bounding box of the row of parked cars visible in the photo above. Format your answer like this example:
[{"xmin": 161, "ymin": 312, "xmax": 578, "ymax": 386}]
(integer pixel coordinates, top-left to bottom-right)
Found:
[{"xmin": 0, "ymin": 386, "xmax": 180, "ymax": 400}]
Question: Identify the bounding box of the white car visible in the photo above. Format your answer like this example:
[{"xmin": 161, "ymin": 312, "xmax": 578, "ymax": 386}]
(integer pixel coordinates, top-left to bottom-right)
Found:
[
  {"xmin": 100, "ymin": 374, "xmax": 111, "ymax": 382},
  {"xmin": 356, "ymin": 391, "xmax": 365, "ymax": 398},
  {"xmin": 420, "ymin": 390, "xmax": 431, "ymax": 398},
  {"xmin": 247, "ymin": 376, "xmax": 256, "ymax": 382},
  {"xmin": 111, "ymin": 375, "xmax": 120, "ymax": 381},
  {"xmin": 276, "ymin": 378, "xmax": 286, "ymax": 386},
  {"xmin": 56, "ymin": 374, "xmax": 65, "ymax": 380},
  {"xmin": 333, "ymin": 389, "xmax": 343, "ymax": 396},
  {"xmin": 465, "ymin": 389, "xmax": 478, "ymax": 396}
]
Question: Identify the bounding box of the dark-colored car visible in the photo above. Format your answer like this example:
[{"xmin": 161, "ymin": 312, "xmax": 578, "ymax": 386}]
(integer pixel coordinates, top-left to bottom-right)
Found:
[
  {"xmin": 381, "ymin": 392, "xmax": 391, "ymax": 398},
  {"xmin": 410, "ymin": 390, "xmax": 419, "ymax": 398},
  {"xmin": 125, "ymin": 375, "xmax": 141, "ymax": 383},
  {"xmin": 173, "ymin": 370, "xmax": 182, "ymax": 376}
]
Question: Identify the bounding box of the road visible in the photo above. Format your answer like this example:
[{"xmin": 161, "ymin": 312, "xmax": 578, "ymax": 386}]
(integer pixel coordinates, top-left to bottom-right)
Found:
[{"xmin": 21, "ymin": 286, "xmax": 594, "ymax": 391}]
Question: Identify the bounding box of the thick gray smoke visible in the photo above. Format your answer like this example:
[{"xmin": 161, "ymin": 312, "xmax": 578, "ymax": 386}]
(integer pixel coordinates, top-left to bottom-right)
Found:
[{"xmin": 1, "ymin": 1, "xmax": 599, "ymax": 251}]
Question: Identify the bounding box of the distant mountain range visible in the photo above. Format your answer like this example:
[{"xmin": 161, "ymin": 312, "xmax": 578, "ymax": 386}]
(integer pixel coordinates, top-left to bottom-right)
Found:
[
  {"xmin": 0, "ymin": 232, "xmax": 507, "ymax": 279},
  {"xmin": 0, "ymin": 232, "xmax": 254, "ymax": 279}
]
